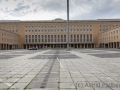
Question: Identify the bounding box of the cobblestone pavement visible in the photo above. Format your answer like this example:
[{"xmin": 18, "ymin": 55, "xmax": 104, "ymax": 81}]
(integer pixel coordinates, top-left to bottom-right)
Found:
[{"xmin": 0, "ymin": 49, "xmax": 120, "ymax": 90}]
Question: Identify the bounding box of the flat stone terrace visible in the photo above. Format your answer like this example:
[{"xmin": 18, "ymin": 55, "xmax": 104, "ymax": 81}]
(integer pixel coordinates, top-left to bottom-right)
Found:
[{"xmin": 0, "ymin": 49, "xmax": 120, "ymax": 90}]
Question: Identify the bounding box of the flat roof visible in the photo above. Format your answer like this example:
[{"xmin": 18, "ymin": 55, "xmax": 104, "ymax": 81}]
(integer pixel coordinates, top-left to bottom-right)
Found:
[{"xmin": 0, "ymin": 19, "xmax": 120, "ymax": 23}]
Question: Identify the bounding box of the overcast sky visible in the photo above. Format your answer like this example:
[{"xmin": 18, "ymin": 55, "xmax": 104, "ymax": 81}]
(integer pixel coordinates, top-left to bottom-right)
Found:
[{"xmin": 0, "ymin": 0, "xmax": 120, "ymax": 20}]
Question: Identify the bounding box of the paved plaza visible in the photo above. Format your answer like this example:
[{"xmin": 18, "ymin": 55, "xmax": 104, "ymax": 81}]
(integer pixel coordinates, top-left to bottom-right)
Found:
[{"xmin": 0, "ymin": 49, "xmax": 120, "ymax": 90}]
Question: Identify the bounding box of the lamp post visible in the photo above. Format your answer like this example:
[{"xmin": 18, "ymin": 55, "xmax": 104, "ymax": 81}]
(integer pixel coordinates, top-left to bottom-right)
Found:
[{"xmin": 67, "ymin": 0, "xmax": 70, "ymax": 51}]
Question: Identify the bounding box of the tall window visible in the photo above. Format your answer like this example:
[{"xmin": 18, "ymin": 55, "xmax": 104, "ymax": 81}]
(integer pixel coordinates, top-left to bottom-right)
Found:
[
  {"xmin": 74, "ymin": 34, "xmax": 76, "ymax": 42},
  {"xmin": 77, "ymin": 34, "xmax": 79, "ymax": 42},
  {"xmin": 45, "ymin": 35, "xmax": 47, "ymax": 42},
  {"xmin": 32, "ymin": 35, "xmax": 34, "ymax": 42},
  {"xmin": 48, "ymin": 35, "xmax": 50, "ymax": 42},
  {"xmin": 51, "ymin": 35, "xmax": 53, "ymax": 42},
  {"xmin": 64, "ymin": 35, "xmax": 66, "ymax": 42},
  {"xmin": 90, "ymin": 34, "xmax": 92, "ymax": 42},
  {"xmin": 29, "ymin": 35, "xmax": 31, "ymax": 43},
  {"xmin": 80, "ymin": 34, "xmax": 82, "ymax": 42},
  {"xmin": 58, "ymin": 35, "xmax": 60, "ymax": 42},
  {"xmin": 38, "ymin": 35, "xmax": 40, "ymax": 42},
  {"xmin": 35, "ymin": 35, "xmax": 37, "ymax": 42},
  {"xmin": 61, "ymin": 35, "xmax": 63, "ymax": 42},
  {"xmin": 42, "ymin": 35, "xmax": 44, "ymax": 42},
  {"xmin": 25, "ymin": 35, "xmax": 28, "ymax": 43},
  {"xmin": 87, "ymin": 34, "xmax": 89, "ymax": 42},
  {"xmin": 84, "ymin": 34, "xmax": 85, "ymax": 42},
  {"xmin": 54, "ymin": 35, "xmax": 56, "ymax": 42},
  {"xmin": 71, "ymin": 35, "xmax": 72, "ymax": 42}
]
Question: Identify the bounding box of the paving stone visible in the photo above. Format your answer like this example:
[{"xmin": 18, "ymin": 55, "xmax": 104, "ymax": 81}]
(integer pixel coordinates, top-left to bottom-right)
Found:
[
  {"xmin": 18, "ymin": 77, "xmax": 33, "ymax": 83},
  {"xmin": 0, "ymin": 49, "xmax": 120, "ymax": 90},
  {"xmin": 60, "ymin": 78, "xmax": 73, "ymax": 82},
  {"xmin": 0, "ymin": 83, "xmax": 10, "ymax": 89},
  {"xmin": 10, "ymin": 83, "xmax": 29, "ymax": 89},
  {"xmin": 4, "ymin": 78, "xmax": 20, "ymax": 83}
]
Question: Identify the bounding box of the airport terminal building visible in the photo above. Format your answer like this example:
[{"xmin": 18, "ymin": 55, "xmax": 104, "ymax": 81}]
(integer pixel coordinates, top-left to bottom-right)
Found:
[{"xmin": 0, "ymin": 18, "xmax": 120, "ymax": 49}]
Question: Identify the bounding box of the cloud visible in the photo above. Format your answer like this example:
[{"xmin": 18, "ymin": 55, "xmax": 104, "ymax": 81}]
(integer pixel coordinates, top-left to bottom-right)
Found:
[{"xmin": 0, "ymin": 0, "xmax": 120, "ymax": 20}]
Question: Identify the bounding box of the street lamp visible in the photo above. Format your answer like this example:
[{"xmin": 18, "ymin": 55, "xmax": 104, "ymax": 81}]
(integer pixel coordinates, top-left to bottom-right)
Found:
[{"xmin": 67, "ymin": 0, "xmax": 70, "ymax": 51}]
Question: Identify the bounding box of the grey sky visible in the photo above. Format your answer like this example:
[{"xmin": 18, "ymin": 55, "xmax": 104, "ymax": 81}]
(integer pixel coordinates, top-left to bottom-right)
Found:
[{"xmin": 0, "ymin": 0, "xmax": 120, "ymax": 20}]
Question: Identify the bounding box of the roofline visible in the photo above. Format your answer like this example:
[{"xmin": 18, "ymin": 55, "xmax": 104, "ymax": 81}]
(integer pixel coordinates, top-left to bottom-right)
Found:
[{"xmin": 1, "ymin": 19, "xmax": 120, "ymax": 23}]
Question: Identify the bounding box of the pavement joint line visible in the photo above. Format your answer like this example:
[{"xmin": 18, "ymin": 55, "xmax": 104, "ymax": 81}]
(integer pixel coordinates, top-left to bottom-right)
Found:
[
  {"xmin": 57, "ymin": 58, "xmax": 64, "ymax": 69},
  {"xmin": 73, "ymin": 51, "xmax": 114, "ymax": 90}
]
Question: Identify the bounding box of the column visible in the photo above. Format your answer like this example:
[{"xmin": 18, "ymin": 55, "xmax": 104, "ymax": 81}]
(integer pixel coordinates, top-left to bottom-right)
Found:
[
  {"xmin": 3, "ymin": 44, "xmax": 4, "ymax": 50},
  {"xmin": 0, "ymin": 44, "xmax": 1, "ymax": 50},
  {"xmin": 5, "ymin": 44, "xmax": 7, "ymax": 49},
  {"xmin": 119, "ymin": 42, "xmax": 120, "ymax": 47},
  {"xmin": 104, "ymin": 43, "xmax": 105, "ymax": 48},
  {"xmin": 109, "ymin": 43, "xmax": 111, "ymax": 48},
  {"xmin": 87, "ymin": 44, "xmax": 88, "ymax": 48},
  {"xmin": 77, "ymin": 44, "xmax": 78, "ymax": 48},
  {"xmin": 108, "ymin": 43, "xmax": 109, "ymax": 48},
  {"xmin": 116, "ymin": 42, "xmax": 118, "ymax": 48},
  {"xmin": 94, "ymin": 44, "xmax": 95, "ymax": 48},
  {"xmin": 84, "ymin": 44, "xmax": 85, "ymax": 48}
]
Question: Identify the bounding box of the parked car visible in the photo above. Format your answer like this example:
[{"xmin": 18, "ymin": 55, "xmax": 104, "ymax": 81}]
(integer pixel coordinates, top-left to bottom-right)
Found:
[
  {"xmin": 118, "ymin": 46, "xmax": 120, "ymax": 49},
  {"xmin": 28, "ymin": 47, "xmax": 38, "ymax": 50}
]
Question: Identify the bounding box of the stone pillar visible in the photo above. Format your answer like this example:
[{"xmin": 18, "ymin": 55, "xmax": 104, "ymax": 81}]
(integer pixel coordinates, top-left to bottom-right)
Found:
[
  {"xmin": 5, "ymin": 44, "xmax": 7, "ymax": 50},
  {"xmin": 26, "ymin": 45, "xmax": 27, "ymax": 49},
  {"xmin": 53, "ymin": 44, "xmax": 54, "ymax": 48},
  {"xmin": 84, "ymin": 44, "xmax": 85, "ymax": 48},
  {"xmin": 3, "ymin": 44, "xmax": 5, "ymax": 50},
  {"xmin": 119, "ymin": 42, "xmax": 120, "ymax": 47},
  {"xmin": 0, "ymin": 44, "xmax": 1, "ymax": 50},
  {"xmin": 109, "ymin": 43, "xmax": 111, "ymax": 48},
  {"xmin": 116, "ymin": 42, "xmax": 118, "ymax": 48},
  {"xmin": 103, "ymin": 43, "xmax": 105, "ymax": 48},
  {"xmin": 77, "ymin": 44, "xmax": 78, "ymax": 48},
  {"xmin": 94, "ymin": 44, "xmax": 95, "ymax": 48},
  {"xmin": 108, "ymin": 43, "xmax": 109, "ymax": 48},
  {"xmin": 87, "ymin": 44, "xmax": 88, "ymax": 48}
]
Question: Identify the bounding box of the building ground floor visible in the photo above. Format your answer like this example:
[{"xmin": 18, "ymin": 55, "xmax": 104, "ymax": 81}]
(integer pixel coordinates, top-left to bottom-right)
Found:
[
  {"xmin": 0, "ymin": 44, "xmax": 19, "ymax": 50},
  {"xmin": 100, "ymin": 42, "xmax": 120, "ymax": 48},
  {"xmin": 0, "ymin": 42, "xmax": 120, "ymax": 50},
  {"xmin": 23, "ymin": 43, "xmax": 96, "ymax": 49}
]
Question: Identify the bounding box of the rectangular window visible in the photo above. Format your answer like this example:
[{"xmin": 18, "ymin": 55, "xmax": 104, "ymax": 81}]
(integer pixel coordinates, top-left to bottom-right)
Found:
[
  {"xmin": 77, "ymin": 34, "xmax": 79, "ymax": 42},
  {"xmin": 71, "ymin": 35, "xmax": 72, "ymax": 42},
  {"xmin": 64, "ymin": 35, "xmax": 66, "ymax": 42},
  {"xmin": 35, "ymin": 35, "xmax": 37, "ymax": 42},
  {"xmin": 48, "ymin": 35, "xmax": 50, "ymax": 42},
  {"xmin": 74, "ymin": 34, "xmax": 76, "ymax": 42},
  {"xmin": 61, "ymin": 35, "xmax": 63, "ymax": 42},
  {"xmin": 32, "ymin": 35, "xmax": 34, "ymax": 42},
  {"xmin": 45, "ymin": 35, "xmax": 47, "ymax": 42},
  {"xmin": 87, "ymin": 34, "xmax": 89, "ymax": 42},
  {"xmin": 90, "ymin": 34, "xmax": 92, "ymax": 42},
  {"xmin": 84, "ymin": 34, "xmax": 85, "ymax": 42},
  {"xmin": 54, "ymin": 35, "xmax": 56, "ymax": 42},
  {"xmin": 51, "ymin": 35, "xmax": 53, "ymax": 42},
  {"xmin": 58, "ymin": 35, "xmax": 60, "ymax": 42},
  {"xmin": 42, "ymin": 35, "xmax": 44, "ymax": 42},
  {"xmin": 38, "ymin": 35, "xmax": 40, "ymax": 42}
]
